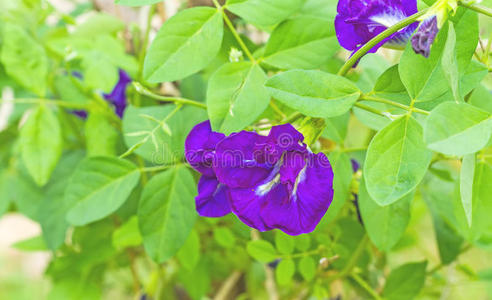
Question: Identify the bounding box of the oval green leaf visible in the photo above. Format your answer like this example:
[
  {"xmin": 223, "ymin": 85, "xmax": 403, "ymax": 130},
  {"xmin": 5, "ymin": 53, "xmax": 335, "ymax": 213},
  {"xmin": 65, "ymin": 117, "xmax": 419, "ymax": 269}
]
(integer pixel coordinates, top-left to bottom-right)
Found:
[
  {"xmin": 364, "ymin": 116, "xmax": 432, "ymax": 205},
  {"xmin": 207, "ymin": 62, "xmax": 270, "ymax": 134},
  {"xmin": 139, "ymin": 166, "xmax": 197, "ymax": 263},
  {"xmin": 263, "ymin": 16, "xmax": 337, "ymax": 70},
  {"xmin": 265, "ymin": 70, "xmax": 360, "ymax": 118},
  {"xmin": 424, "ymin": 102, "xmax": 492, "ymax": 156},
  {"xmin": 226, "ymin": 0, "xmax": 304, "ymax": 28},
  {"xmin": 143, "ymin": 7, "xmax": 224, "ymax": 83},
  {"xmin": 66, "ymin": 157, "xmax": 141, "ymax": 226}
]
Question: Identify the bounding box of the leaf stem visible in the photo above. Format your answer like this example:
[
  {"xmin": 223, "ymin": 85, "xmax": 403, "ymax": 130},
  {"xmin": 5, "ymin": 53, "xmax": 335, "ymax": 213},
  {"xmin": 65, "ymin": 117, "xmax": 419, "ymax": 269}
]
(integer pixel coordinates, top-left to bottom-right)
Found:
[
  {"xmin": 140, "ymin": 163, "xmax": 184, "ymax": 173},
  {"xmin": 361, "ymin": 95, "xmax": 430, "ymax": 115},
  {"xmin": 338, "ymin": 9, "xmax": 428, "ymax": 76},
  {"xmin": 353, "ymin": 103, "xmax": 387, "ymax": 117},
  {"xmin": 459, "ymin": 1, "xmax": 492, "ymax": 18},
  {"xmin": 351, "ymin": 273, "xmax": 383, "ymax": 300},
  {"xmin": 132, "ymin": 82, "xmax": 207, "ymax": 109},
  {"xmin": 215, "ymin": 2, "xmax": 256, "ymax": 63}
]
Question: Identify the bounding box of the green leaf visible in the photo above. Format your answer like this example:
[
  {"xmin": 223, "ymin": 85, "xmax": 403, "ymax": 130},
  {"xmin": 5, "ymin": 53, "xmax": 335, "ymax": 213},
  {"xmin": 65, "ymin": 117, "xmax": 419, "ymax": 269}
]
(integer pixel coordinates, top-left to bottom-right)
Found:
[
  {"xmin": 12, "ymin": 235, "xmax": 47, "ymax": 252},
  {"xmin": 399, "ymin": 25, "xmax": 449, "ymax": 102},
  {"xmin": 469, "ymin": 162, "xmax": 492, "ymax": 240},
  {"xmin": 322, "ymin": 113, "xmax": 349, "ymax": 144},
  {"xmin": 262, "ymin": 17, "xmax": 337, "ymax": 70},
  {"xmin": 139, "ymin": 166, "xmax": 197, "ymax": 263},
  {"xmin": 454, "ymin": 9, "xmax": 479, "ymax": 71},
  {"xmin": 0, "ymin": 23, "xmax": 48, "ymax": 96},
  {"xmin": 20, "ymin": 105, "xmax": 63, "ymax": 186},
  {"xmin": 460, "ymin": 154, "xmax": 475, "ymax": 227},
  {"xmin": 112, "ymin": 216, "xmax": 142, "ymax": 250},
  {"xmin": 321, "ymin": 151, "xmax": 352, "ymax": 223},
  {"xmin": 424, "ymin": 102, "xmax": 492, "ymax": 156},
  {"xmin": 298, "ymin": 256, "xmax": 316, "ymax": 281},
  {"xmin": 115, "ymin": 0, "xmax": 163, "ymax": 6},
  {"xmin": 275, "ymin": 231, "xmax": 295, "ymax": 254},
  {"xmin": 276, "ymin": 259, "xmax": 295, "ymax": 285},
  {"xmin": 123, "ymin": 105, "xmax": 206, "ymax": 163},
  {"xmin": 364, "ymin": 116, "xmax": 432, "ymax": 205},
  {"xmin": 0, "ymin": 172, "xmax": 10, "ymax": 216},
  {"xmin": 294, "ymin": 235, "xmax": 311, "ymax": 252},
  {"xmin": 469, "ymin": 85, "xmax": 492, "ymax": 114},
  {"xmin": 177, "ymin": 230, "xmax": 201, "ymax": 271},
  {"xmin": 382, "ymin": 261, "xmax": 427, "ymax": 300},
  {"xmin": 441, "ymin": 23, "xmax": 460, "ymax": 102},
  {"xmin": 265, "ymin": 70, "xmax": 360, "ymax": 118},
  {"xmin": 422, "ymin": 174, "xmax": 464, "ymax": 264},
  {"xmin": 299, "ymin": 0, "xmax": 337, "ymax": 20},
  {"xmin": 226, "ymin": 0, "xmax": 304, "ymax": 28},
  {"xmin": 38, "ymin": 151, "xmax": 85, "ymax": 250},
  {"xmin": 214, "ymin": 227, "xmax": 236, "ymax": 249},
  {"xmin": 85, "ymin": 112, "xmax": 119, "ymax": 157},
  {"xmin": 359, "ymin": 176, "xmax": 412, "ymax": 252},
  {"xmin": 246, "ymin": 240, "xmax": 277, "ymax": 262},
  {"xmin": 81, "ymin": 51, "xmax": 119, "ymax": 93},
  {"xmin": 143, "ymin": 7, "xmax": 224, "ymax": 83},
  {"xmin": 65, "ymin": 157, "xmax": 141, "ymax": 226},
  {"xmin": 207, "ymin": 62, "xmax": 270, "ymax": 134}
]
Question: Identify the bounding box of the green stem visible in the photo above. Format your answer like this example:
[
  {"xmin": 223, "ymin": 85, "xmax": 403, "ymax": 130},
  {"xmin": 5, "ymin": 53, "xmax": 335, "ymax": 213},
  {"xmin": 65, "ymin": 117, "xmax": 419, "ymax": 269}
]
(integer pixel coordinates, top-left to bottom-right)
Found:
[
  {"xmin": 215, "ymin": 2, "xmax": 256, "ymax": 63},
  {"xmin": 138, "ymin": 4, "xmax": 156, "ymax": 82},
  {"xmin": 459, "ymin": 1, "xmax": 492, "ymax": 18},
  {"xmin": 354, "ymin": 102, "xmax": 387, "ymax": 117},
  {"xmin": 338, "ymin": 235, "xmax": 369, "ymax": 279},
  {"xmin": 133, "ymin": 82, "xmax": 207, "ymax": 109},
  {"xmin": 5, "ymin": 98, "xmax": 89, "ymax": 109},
  {"xmin": 338, "ymin": 9, "xmax": 428, "ymax": 76},
  {"xmin": 361, "ymin": 95, "xmax": 430, "ymax": 115},
  {"xmin": 351, "ymin": 273, "xmax": 383, "ymax": 300}
]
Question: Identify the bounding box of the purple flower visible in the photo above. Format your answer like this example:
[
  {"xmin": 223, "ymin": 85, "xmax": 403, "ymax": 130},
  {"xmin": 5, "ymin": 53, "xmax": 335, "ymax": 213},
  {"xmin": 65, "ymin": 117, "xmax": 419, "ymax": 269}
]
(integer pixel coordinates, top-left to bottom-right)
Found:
[
  {"xmin": 103, "ymin": 69, "xmax": 132, "ymax": 118},
  {"xmin": 185, "ymin": 121, "xmax": 232, "ymax": 218},
  {"xmin": 335, "ymin": 0, "xmax": 418, "ymax": 57},
  {"xmin": 214, "ymin": 124, "xmax": 334, "ymax": 235},
  {"xmin": 411, "ymin": 16, "xmax": 438, "ymax": 58}
]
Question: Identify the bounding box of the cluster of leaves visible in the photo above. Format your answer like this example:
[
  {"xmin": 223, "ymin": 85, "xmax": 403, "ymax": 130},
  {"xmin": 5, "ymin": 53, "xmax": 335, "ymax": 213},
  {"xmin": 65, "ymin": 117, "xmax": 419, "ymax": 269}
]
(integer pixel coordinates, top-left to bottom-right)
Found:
[{"xmin": 0, "ymin": 0, "xmax": 491, "ymax": 299}]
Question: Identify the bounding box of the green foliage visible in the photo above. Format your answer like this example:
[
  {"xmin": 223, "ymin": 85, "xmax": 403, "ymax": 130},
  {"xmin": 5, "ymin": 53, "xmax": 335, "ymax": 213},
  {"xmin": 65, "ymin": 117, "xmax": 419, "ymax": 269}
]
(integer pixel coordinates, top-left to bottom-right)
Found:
[
  {"xmin": 138, "ymin": 166, "xmax": 196, "ymax": 263},
  {"xmin": 0, "ymin": 1, "xmax": 491, "ymax": 299},
  {"xmin": 65, "ymin": 157, "xmax": 141, "ymax": 226},
  {"xmin": 265, "ymin": 70, "xmax": 361, "ymax": 118},
  {"xmin": 19, "ymin": 105, "xmax": 63, "ymax": 186},
  {"xmin": 207, "ymin": 62, "xmax": 269, "ymax": 134},
  {"xmin": 364, "ymin": 115, "xmax": 432, "ymax": 205},
  {"xmin": 382, "ymin": 261, "xmax": 428, "ymax": 300},
  {"xmin": 143, "ymin": 7, "xmax": 224, "ymax": 82}
]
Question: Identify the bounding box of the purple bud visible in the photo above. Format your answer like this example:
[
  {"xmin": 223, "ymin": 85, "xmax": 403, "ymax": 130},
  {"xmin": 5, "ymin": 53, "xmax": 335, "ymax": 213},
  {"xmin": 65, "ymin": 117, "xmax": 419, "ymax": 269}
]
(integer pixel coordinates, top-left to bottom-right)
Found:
[
  {"xmin": 350, "ymin": 159, "xmax": 360, "ymax": 173},
  {"xmin": 411, "ymin": 16, "xmax": 439, "ymax": 58}
]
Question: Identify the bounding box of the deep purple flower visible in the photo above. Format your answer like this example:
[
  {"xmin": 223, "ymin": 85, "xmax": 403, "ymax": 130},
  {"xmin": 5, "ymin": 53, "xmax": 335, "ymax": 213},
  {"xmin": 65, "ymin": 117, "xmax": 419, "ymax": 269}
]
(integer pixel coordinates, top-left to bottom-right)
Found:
[
  {"xmin": 335, "ymin": 0, "xmax": 418, "ymax": 57},
  {"xmin": 185, "ymin": 121, "xmax": 232, "ymax": 218},
  {"xmin": 411, "ymin": 16, "xmax": 438, "ymax": 58},
  {"xmin": 214, "ymin": 124, "xmax": 334, "ymax": 235},
  {"xmin": 103, "ymin": 69, "xmax": 132, "ymax": 118}
]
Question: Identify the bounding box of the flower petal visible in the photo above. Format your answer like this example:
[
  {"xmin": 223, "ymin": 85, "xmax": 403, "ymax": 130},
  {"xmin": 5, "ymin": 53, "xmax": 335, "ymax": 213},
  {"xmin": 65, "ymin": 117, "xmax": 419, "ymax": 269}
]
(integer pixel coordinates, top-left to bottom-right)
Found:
[
  {"xmin": 214, "ymin": 131, "xmax": 272, "ymax": 188},
  {"xmin": 196, "ymin": 176, "xmax": 231, "ymax": 217},
  {"xmin": 260, "ymin": 153, "xmax": 334, "ymax": 235},
  {"xmin": 185, "ymin": 121, "xmax": 225, "ymax": 177}
]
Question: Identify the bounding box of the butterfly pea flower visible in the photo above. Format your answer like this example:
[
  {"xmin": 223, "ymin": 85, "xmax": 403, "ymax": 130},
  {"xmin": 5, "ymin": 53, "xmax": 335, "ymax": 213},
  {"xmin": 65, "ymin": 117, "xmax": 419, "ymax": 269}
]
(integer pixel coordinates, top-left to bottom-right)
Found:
[
  {"xmin": 185, "ymin": 121, "xmax": 232, "ymax": 218},
  {"xmin": 214, "ymin": 124, "xmax": 334, "ymax": 235},
  {"xmin": 69, "ymin": 69, "xmax": 131, "ymax": 119},
  {"xmin": 411, "ymin": 0, "xmax": 457, "ymax": 57},
  {"xmin": 335, "ymin": 0, "xmax": 419, "ymax": 57},
  {"xmin": 103, "ymin": 69, "xmax": 132, "ymax": 118}
]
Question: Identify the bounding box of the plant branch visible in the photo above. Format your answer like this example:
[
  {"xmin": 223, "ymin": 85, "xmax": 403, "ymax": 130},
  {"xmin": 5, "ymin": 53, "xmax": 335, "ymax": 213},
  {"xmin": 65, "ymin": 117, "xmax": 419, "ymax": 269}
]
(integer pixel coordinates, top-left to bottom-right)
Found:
[
  {"xmin": 351, "ymin": 273, "xmax": 383, "ymax": 300},
  {"xmin": 214, "ymin": 1, "xmax": 256, "ymax": 63},
  {"xmin": 338, "ymin": 9, "xmax": 428, "ymax": 76},
  {"xmin": 459, "ymin": 1, "xmax": 492, "ymax": 18},
  {"xmin": 361, "ymin": 95, "xmax": 430, "ymax": 115},
  {"xmin": 353, "ymin": 103, "xmax": 387, "ymax": 117},
  {"xmin": 132, "ymin": 82, "xmax": 207, "ymax": 109}
]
